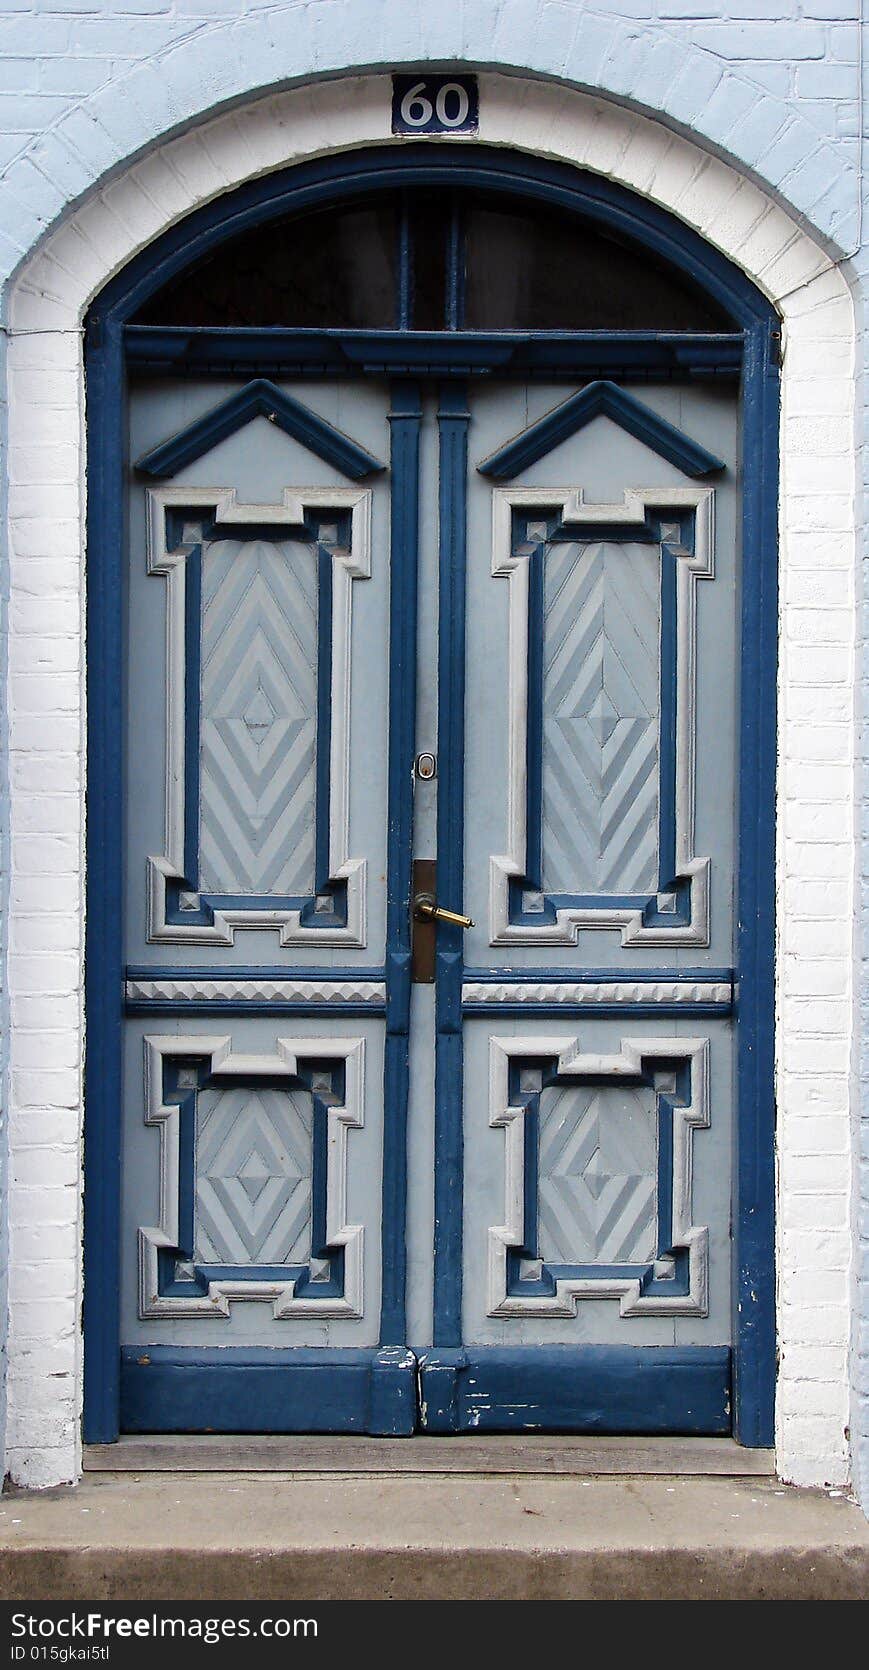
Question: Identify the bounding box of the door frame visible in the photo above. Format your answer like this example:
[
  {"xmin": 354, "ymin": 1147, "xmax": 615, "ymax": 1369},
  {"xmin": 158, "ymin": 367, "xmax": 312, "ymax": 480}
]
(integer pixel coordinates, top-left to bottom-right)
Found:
[{"xmin": 83, "ymin": 144, "xmax": 779, "ymax": 1446}]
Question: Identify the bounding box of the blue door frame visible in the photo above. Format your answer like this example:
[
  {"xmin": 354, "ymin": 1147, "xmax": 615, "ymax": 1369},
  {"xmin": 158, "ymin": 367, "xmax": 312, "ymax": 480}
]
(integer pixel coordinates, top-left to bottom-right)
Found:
[{"xmin": 83, "ymin": 144, "xmax": 779, "ymax": 1446}]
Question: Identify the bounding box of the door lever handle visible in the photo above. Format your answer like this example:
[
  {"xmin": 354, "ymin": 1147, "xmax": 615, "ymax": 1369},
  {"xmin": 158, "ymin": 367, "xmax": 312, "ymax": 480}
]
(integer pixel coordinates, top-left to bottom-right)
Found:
[{"xmin": 413, "ymin": 893, "xmax": 474, "ymax": 929}]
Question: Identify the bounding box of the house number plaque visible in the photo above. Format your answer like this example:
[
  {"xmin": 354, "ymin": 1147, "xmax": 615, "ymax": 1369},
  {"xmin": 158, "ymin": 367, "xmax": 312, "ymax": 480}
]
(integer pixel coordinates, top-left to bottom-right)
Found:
[{"xmin": 392, "ymin": 74, "xmax": 479, "ymax": 136}]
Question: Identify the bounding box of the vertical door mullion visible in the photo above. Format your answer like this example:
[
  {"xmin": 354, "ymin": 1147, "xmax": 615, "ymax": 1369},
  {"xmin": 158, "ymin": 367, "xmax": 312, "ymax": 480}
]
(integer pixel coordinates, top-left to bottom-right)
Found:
[
  {"xmin": 380, "ymin": 382, "xmax": 422, "ymax": 1346},
  {"xmin": 433, "ymin": 382, "xmax": 471, "ymax": 1346}
]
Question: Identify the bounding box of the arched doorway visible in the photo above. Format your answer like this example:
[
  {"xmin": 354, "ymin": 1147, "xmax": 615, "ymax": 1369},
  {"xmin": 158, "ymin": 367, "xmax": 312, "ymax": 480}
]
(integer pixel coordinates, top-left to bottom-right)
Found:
[{"xmin": 84, "ymin": 146, "xmax": 779, "ymax": 1445}]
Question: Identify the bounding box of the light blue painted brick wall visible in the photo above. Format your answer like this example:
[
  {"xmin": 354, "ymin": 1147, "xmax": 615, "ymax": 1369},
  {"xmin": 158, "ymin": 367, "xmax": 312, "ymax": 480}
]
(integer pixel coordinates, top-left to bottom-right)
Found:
[
  {"xmin": 0, "ymin": 2, "xmax": 860, "ymax": 264},
  {"xmin": 0, "ymin": 0, "xmax": 866, "ymax": 1505}
]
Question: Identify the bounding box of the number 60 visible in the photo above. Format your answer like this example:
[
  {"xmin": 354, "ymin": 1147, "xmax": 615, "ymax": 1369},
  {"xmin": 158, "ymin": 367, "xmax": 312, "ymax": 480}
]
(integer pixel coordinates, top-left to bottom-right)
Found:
[{"xmin": 399, "ymin": 80, "xmax": 471, "ymax": 129}]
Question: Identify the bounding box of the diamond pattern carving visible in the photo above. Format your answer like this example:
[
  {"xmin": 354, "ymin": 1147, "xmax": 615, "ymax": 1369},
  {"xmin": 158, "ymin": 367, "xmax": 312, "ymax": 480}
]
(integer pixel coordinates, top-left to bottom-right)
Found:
[
  {"xmin": 194, "ymin": 1084, "xmax": 313, "ymax": 1266},
  {"xmin": 537, "ymin": 1081, "xmax": 657, "ymax": 1265},
  {"xmin": 126, "ymin": 977, "xmax": 386, "ymax": 1004},
  {"xmin": 541, "ymin": 540, "xmax": 660, "ymax": 896},
  {"xmin": 198, "ymin": 537, "xmax": 319, "ymax": 898}
]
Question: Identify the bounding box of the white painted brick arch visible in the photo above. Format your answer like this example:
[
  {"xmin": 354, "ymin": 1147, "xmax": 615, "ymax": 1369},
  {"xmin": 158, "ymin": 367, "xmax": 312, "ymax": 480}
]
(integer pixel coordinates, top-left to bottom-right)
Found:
[
  {"xmin": 0, "ymin": 5, "xmax": 858, "ymax": 287},
  {"xmin": 3, "ymin": 72, "xmax": 856, "ymax": 1491}
]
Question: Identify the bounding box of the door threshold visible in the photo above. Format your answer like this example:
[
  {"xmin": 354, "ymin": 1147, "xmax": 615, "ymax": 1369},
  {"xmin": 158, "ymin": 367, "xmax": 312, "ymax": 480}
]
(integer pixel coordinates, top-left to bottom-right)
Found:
[{"xmin": 83, "ymin": 1434, "xmax": 775, "ymax": 1477}]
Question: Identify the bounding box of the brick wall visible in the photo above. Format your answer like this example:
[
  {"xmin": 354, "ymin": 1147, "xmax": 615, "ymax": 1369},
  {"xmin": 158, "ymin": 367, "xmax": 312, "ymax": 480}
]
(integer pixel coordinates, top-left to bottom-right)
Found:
[
  {"xmin": 0, "ymin": 5, "xmax": 863, "ymax": 1499},
  {"xmin": 0, "ymin": 1, "xmax": 861, "ymax": 282}
]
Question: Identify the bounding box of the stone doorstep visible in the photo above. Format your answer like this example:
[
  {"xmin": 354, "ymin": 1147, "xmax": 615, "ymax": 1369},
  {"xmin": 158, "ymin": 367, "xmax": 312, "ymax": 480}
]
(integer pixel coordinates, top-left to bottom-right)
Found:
[
  {"xmin": 81, "ymin": 1434, "xmax": 778, "ymax": 1476},
  {"xmin": 1, "ymin": 1467, "xmax": 868, "ymax": 1601}
]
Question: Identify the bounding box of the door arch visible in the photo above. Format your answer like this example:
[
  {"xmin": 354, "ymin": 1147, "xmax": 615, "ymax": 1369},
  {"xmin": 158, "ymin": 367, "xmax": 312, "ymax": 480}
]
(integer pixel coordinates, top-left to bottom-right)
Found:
[{"xmin": 83, "ymin": 143, "xmax": 780, "ymax": 1446}]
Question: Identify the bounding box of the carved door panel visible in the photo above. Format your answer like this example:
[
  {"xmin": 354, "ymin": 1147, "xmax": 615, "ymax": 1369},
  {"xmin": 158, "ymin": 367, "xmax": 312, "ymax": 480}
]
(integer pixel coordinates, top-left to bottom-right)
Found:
[
  {"xmin": 119, "ymin": 379, "xmax": 416, "ymax": 1431},
  {"xmin": 418, "ymin": 381, "xmax": 738, "ymax": 1431}
]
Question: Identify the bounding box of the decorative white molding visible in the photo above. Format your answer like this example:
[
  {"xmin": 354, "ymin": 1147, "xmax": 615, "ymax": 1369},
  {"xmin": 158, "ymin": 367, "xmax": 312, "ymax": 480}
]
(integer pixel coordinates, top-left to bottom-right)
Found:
[
  {"xmin": 489, "ymin": 486, "xmax": 714, "ymax": 947},
  {"xmin": 487, "ymin": 1034, "xmax": 710, "ymax": 1318},
  {"xmin": 138, "ymin": 1033, "xmax": 365, "ymax": 1319},
  {"xmin": 462, "ymin": 980, "xmax": 730, "ymax": 1006},
  {"xmin": 126, "ymin": 978, "xmax": 386, "ymax": 1005},
  {"xmin": 146, "ymin": 485, "xmax": 371, "ymax": 946}
]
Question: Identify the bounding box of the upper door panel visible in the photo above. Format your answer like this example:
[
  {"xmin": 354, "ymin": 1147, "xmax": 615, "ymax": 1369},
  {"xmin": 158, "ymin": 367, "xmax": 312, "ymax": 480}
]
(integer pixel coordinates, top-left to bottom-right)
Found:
[
  {"xmin": 463, "ymin": 382, "xmax": 738, "ymax": 974},
  {"xmin": 125, "ymin": 380, "xmax": 391, "ymax": 970}
]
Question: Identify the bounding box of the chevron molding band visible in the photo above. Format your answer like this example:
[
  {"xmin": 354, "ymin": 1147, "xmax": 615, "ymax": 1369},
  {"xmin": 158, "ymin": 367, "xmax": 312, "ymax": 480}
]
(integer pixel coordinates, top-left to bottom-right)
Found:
[
  {"xmin": 489, "ymin": 485, "xmax": 714, "ymax": 948},
  {"xmin": 146, "ymin": 484, "xmax": 371, "ymax": 946},
  {"xmin": 126, "ymin": 978, "xmax": 387, "ymax": 1005},
  {"xmin": 477, "ymin": 381, "xmax": 725, "ymax": 482},
  {"xmin": 138, "ymin": 1033, "xmax": 365, "ymax": 1320},
  {"xmin": 487, "ymin": 1034, "xmax": 710, "ymax": 1319},
  {"xmin": 135, "ymin": 379, "xmax": 385, "ymax": 481},
  {"xmin": 462, "ymin": 980, "xmax": 731, "ymax": 1006}
]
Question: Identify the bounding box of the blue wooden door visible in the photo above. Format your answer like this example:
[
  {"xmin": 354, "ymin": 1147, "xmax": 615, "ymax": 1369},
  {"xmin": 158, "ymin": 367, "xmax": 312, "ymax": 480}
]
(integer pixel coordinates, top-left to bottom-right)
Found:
[
  {"xmin": 119, "ymin": 373, "xmax": 738, "ymax": 1433},
  {"xmin": 120, "ymin": 377, "xmax": 420, "ymax": 1431},
  {"xmin": 418, "ymin": 379, "xmax": 737, "ymax": 1432}
]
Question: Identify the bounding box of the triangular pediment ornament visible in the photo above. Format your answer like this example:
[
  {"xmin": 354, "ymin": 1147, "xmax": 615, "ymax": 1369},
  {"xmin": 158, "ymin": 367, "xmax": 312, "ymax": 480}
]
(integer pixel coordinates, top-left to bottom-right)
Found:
[
  {"xmin": 135, "ymin": 378, "xmax": 386, "ymax": 481},
  {"xmin": 477, "ymin": 380, "xmax": 725, "ymax": 481}
]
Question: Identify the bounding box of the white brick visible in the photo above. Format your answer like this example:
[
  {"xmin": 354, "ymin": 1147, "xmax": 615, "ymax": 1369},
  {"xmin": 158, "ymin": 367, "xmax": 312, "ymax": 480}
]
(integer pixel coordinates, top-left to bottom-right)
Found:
[
  {"xmin": 783, "ymin": 726, "xmax": 852, "ymax": 766},
  {"xmin": 9, "ymin": 875, "xmax": 81, "ymax": 913},
  {"xmin": 785, "ymin": 608, "xmax": 852, "ymax": 644},
  {"xmin": 784, "ymin": 879, "xmax": 851, "ymax": 916},
  {"xmin": 11, "ymin": 1146, "xmax": 80, "ymax": 1190},
  {"xmin": 782, "ymin": 998, "xmax": 852, "ymax": 1037},
  {"xmin": 9, "ymin": 716, "xmax": 81, "ymax": 752},
  {"xmin": 10, "ymin": 1029, "xmax": 82, "ymax": 1070},
  {"xmin": 8, "ymin": 953, "xmax": 82, "ymax": 992},
  {"xmin": 11, "ymin": 914, "xmax": 81, "ymax": 954},
  {"xmin": 780, "ymin": 1190, "xmax": 850, "ymax": 1230},
  {"xmin": 781, "ymin": 955, "xmax": 848, "ymax": 996},
  {"xmin": 785, "ymin": 801, "xmax": 852, "ymax": 841},
  {"xmin": 785, "ymin": 570, "xmax": 852, "ymax": 609},
  {"xmin": 11, "ymin": 1221, "xmax": 79, "ymax": 1264},
  {"xmin": 781, "ymin": 763, "xmax": 851, "ymax": 802},
  {"xmin": 786, "ymin": 687, "xmax": 853, "ymax": 725},
  {"xmin": 782, "ymin": 644, "xmax": 851, "ymax": 684},
  {"xmin": 8, "ymin": 1187, "xmax": 81, "ymax": 1239},
  {"xmin": 779, "ymin": 1342, "xmax": 850, "ymax": 1378},
  {"xmin": 10, "ymin": 1068, "xmax": 81, "ymax": 1109},
  {"xmin": 11, "ymin": 754, "xmax": 82, "ymax": 795},
  {"xmin": 779, "ymin": 1153, "xmax": 852, "ymax": 1192},
  {"xmin": 10, "ymin": 989, "xmax": 79, "ymax": 1031},
  {"xmin": 785, "ymin": 377, "xmax": 854, "ymax": 417},
  {"xmin": 778, "ymin": 1074, "xmax": 850, "ymax": 1115},
  {"xmin": 779, "ymin": 1115, "xmax": 850, "ymax": 1156},
  {"xmin": 781, "ymin": 1227, "xmax": 851, "ymax": 1266},
  {"xmin": 12, "ymin": 794, "xmax": 82, "ymax": 834},
  {"xmin": 4, "ymin": 1449, "xmax": 78, "ymax": 1490},
  {"xmin": 11, "ymin": 597, "xmax": 82, "ymax": 636}
]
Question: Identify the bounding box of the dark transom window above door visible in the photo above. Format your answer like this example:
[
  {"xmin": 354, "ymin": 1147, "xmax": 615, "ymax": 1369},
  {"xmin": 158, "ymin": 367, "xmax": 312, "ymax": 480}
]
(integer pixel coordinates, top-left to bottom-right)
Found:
[{"xmin": 132, "ymin": 186, "xmax": 734, "ymax": 333}]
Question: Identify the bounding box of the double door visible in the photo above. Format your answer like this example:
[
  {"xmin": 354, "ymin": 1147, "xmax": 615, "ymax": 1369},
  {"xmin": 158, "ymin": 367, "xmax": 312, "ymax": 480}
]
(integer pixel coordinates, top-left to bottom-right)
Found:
[{"xmin": 119, "ymin": 371, "xmax": 737, "ymax": 1433}]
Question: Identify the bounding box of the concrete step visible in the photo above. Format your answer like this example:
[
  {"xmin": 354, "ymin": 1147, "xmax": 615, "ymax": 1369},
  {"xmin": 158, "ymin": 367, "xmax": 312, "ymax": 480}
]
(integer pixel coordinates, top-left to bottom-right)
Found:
[{"xmin": 1, "ymin": 1469, "xmax": 868, "ymax": 1600}]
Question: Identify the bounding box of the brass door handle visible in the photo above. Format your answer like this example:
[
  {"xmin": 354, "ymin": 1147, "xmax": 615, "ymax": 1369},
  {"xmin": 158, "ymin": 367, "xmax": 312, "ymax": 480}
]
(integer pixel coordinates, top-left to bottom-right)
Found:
[{"xmin": 413, "ymin": 893, "xmax": 474, "ymax": 929}]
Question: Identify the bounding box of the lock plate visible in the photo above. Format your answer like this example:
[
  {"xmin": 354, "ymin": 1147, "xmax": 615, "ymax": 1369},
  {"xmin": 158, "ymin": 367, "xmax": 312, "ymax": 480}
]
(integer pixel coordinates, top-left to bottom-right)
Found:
[{"xmin": 411, "ymin": 858, "xmax": 436, "ymax": 983}]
